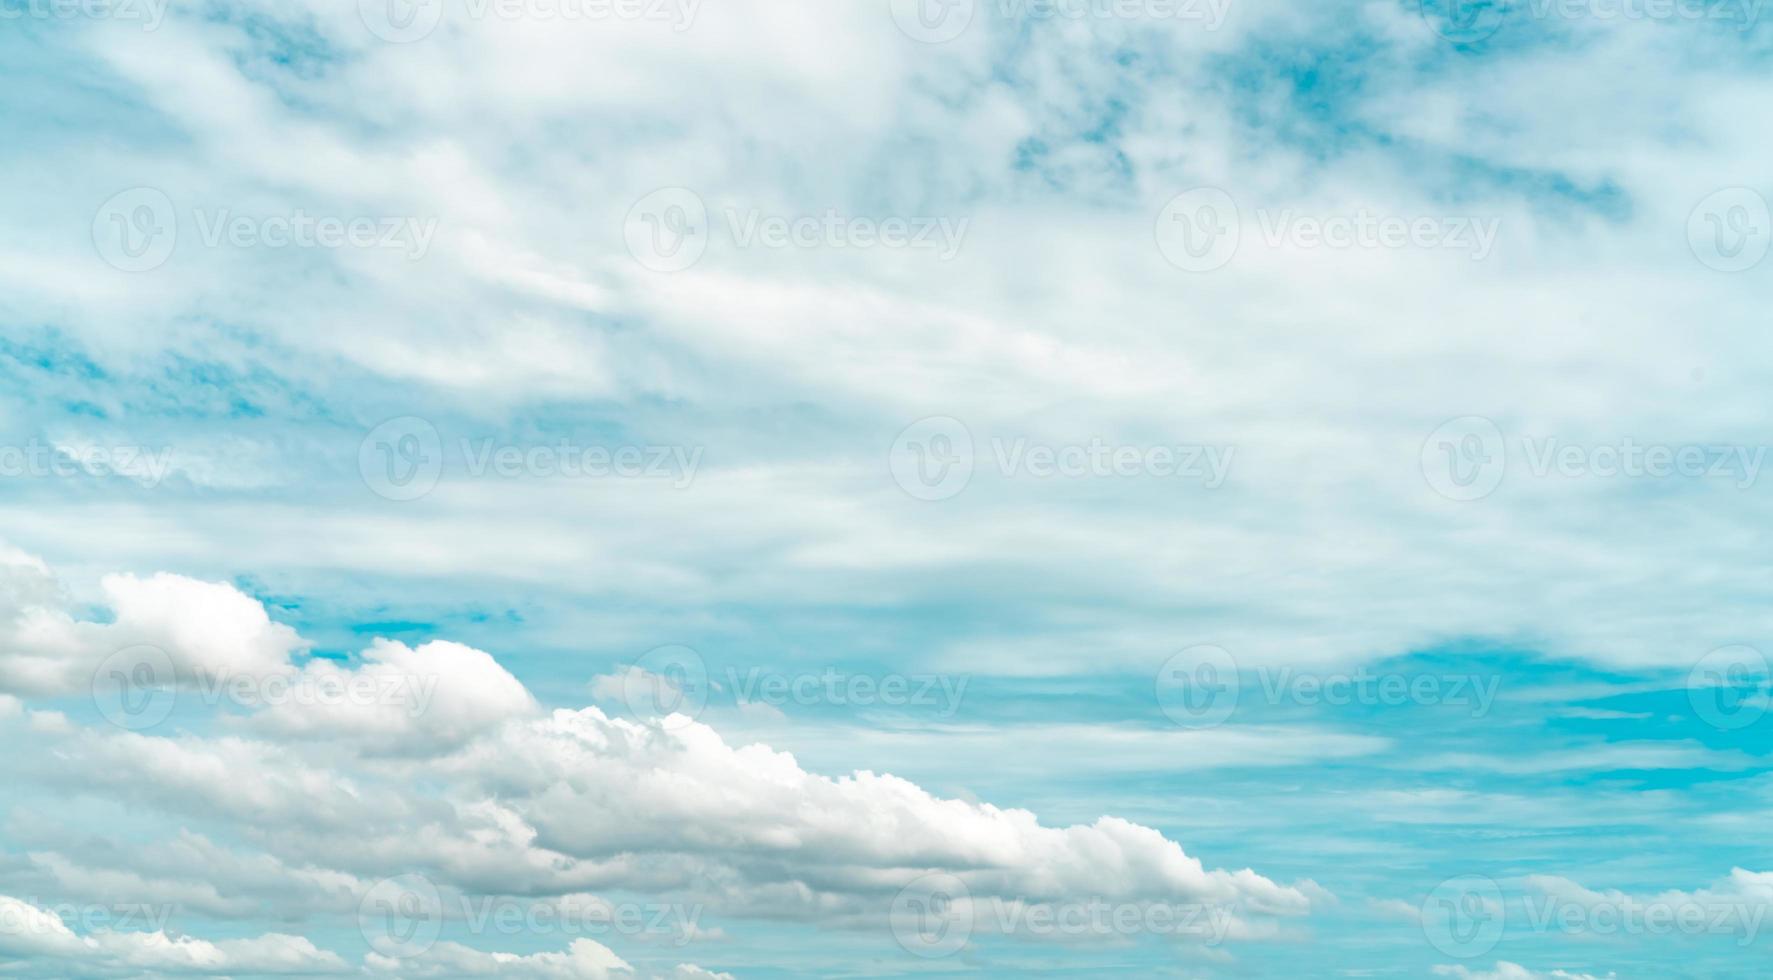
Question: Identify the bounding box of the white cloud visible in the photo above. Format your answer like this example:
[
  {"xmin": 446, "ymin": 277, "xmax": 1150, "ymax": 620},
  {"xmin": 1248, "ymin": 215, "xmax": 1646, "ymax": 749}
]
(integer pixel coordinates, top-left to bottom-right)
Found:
[
  {"xmin": 366, "ymin": 938, "xmax": 643, "ymax": 979},
  {"xmin": 0, "ymin": 555, "xmax": 302, "ymax": 697},
  {"xmin": 0, "ymin": 893, "xmax": 348, "ymax": 977},
  {"xmin": 1434, "ymin": 962, "xmax": 1615, "ymax": 980},
  {"xmin": 253, "ymin": 638, "xmax": 538, "ymax": 749},
  {"xmin": 1526, "ymin": 866, "xmax": 1773, "ymax": 925},
  {"xmin": 3, "ymin": 4, "xmax": 1764, "ymax": 974},
  {"xmin": 0, "ymin": 893, "xmax": 730, "ymax": 979},
  {"xmin": 364, "ymin": 938, "xmax": 735, "ymax": 980},
  {"xmin": 3, "ymin": 0, "xmax": 1770, "ymax": 682},
  {"xmin": 4, "ymin": 546, "xmax": 1319, "ymax": 956}
]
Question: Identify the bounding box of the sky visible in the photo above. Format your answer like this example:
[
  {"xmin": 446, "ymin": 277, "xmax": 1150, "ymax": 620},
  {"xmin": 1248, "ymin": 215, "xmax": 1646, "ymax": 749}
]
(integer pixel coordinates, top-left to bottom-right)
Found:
[{"xmin": 1, "ymin": 0, "xmax": 1772, "ymax": 977}]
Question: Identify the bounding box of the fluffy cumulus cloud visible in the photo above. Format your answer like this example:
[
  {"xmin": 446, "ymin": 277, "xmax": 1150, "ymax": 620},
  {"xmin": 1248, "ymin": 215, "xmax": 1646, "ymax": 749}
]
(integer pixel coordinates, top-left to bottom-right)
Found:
[
  {"xmin": 0, "ymin": 894, "xmax": 346, "ymax": 977},
  {"xmin": 252, "ymin": 638, "xmax": 539, "ymax": 748},
  {"xmin": 0, "ymin": 546, "xmax": 301, "ymax": 696},
  {"xmin": 442, "ymin": 705, "xmax": 1318, "ymax": 916},
  {"xmin": 0, "ymin": 546, "xmax": 1316, "ymax": 974}
]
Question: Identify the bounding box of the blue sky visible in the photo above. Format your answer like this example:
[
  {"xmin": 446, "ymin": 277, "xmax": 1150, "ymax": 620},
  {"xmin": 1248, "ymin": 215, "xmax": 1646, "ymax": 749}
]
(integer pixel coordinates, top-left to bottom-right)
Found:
[{"xmin": 1, "ymin": 0, "xmax": 1772, "ymax": 977}]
